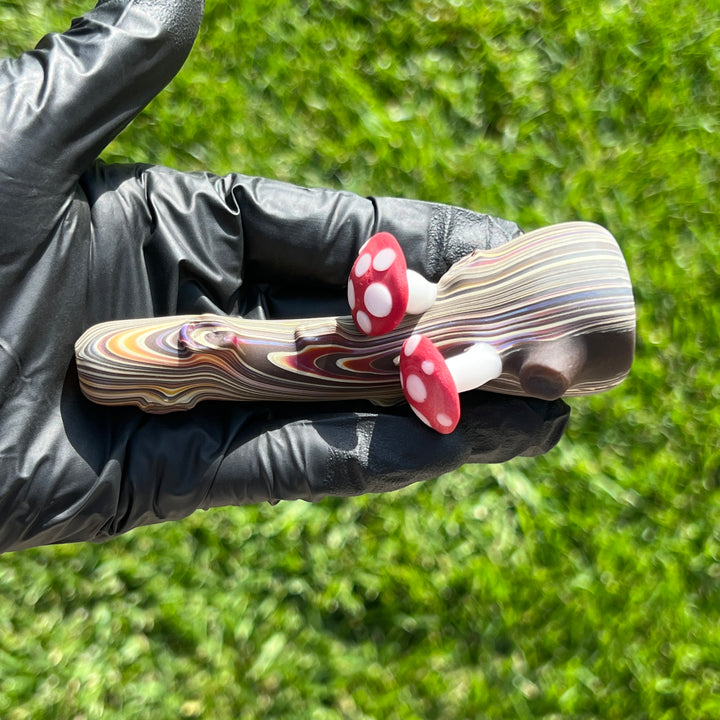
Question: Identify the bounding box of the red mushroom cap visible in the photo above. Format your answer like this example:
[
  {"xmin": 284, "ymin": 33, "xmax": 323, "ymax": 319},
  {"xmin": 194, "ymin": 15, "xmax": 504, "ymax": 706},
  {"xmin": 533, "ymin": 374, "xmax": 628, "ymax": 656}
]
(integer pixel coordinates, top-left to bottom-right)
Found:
[
  {"xmin": 348, "ymin": 232, "xmax": 409, "ymax": 336},
  {"xmin": 399, "ymin": 334, "xmax": 460, "ymax": 434}
]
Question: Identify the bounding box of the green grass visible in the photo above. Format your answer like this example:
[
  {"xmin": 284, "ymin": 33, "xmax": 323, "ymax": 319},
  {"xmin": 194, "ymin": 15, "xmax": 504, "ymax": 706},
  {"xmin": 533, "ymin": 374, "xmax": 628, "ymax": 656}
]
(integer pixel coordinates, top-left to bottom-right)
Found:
[{"xmin": 1, "ymin": 0, "xmax": 719, "ymax": 717}]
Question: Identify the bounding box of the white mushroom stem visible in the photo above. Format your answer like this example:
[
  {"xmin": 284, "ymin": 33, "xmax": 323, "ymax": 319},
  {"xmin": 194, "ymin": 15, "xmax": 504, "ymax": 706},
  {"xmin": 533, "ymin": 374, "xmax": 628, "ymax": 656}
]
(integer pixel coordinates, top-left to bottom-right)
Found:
[
  {"xmin": 444, "ymin": 343, "xmax": 503, "ymax": 394},
  {"xmin": 406, "ymin": 270, "xmax": 438, "ymax": 315}
]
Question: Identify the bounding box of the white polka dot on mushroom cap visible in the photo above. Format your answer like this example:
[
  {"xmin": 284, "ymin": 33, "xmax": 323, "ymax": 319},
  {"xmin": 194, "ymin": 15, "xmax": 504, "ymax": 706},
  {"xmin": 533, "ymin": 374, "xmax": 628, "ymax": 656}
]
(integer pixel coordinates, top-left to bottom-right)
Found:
[
  {"xmin": 436, "ymin": 413, "xmax": 454, "ymax": 428},
  {"xmin": 404, "ymin": 334, "xmax": 422, "ymax": 356},
  {"xmin": 405, "ymin": 374, "xmax": 427, "ymax": 403},
  {"xmin": 355, "ymin": 311, "xmax": 372, "ymax": 334},
  {"xmin": 354, "ymin": 254, "xmax": 372, "ymax": 277},
  {"xmin": 421, "ymin": 360, "xmax": 435, "ymax": 375},
  {"xmin": 372, "ymin": 248, "xmax": 397, "ymax": 272},
  {"xmin": 364, "ymin": 283, "xmax": 393, "ymax": 318},
  {"xmin": 347, "ymin": 280, "xmax": 356, "ymax": 309}
]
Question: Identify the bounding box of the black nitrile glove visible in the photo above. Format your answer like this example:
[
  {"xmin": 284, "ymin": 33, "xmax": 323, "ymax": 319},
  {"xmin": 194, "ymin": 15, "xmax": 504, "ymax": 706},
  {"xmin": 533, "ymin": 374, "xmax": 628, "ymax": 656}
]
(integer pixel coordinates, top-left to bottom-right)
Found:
[{"xmin": 0, "ymin": 0, "xmax": 569, "ymax": 553}]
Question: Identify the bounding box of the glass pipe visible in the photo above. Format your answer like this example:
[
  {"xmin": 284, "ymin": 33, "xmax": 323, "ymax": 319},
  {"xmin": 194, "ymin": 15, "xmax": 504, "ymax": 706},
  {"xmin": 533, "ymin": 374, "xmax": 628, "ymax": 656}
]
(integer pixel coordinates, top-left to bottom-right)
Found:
[{"xmin": 75, "ymin": 222, "xmax": 636, "ymax": 433}]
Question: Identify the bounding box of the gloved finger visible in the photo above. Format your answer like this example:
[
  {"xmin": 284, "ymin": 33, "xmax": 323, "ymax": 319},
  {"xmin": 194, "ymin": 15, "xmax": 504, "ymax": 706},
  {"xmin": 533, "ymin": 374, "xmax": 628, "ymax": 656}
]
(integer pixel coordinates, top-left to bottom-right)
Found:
[
  {"xmin": 373, "ymin": 197, "xmax": 524, "ymax": 279},
  {"xmin": 458, "ymin": 392, "xmax": 569, "ymax": 463},
  {"xmin": 223, "ymin": 176, "xmax": 523, "ymax": 288},
  {"xmin": 251, "ymin": 202, "xmax": 526, "ymax": 322},
  {"xmin": 89, "ymin": 167, "xmax": 525, "ymax": 322},
  {"xmin": 203, "ymin": 394, "xmax": 569, "ymax": 507}
]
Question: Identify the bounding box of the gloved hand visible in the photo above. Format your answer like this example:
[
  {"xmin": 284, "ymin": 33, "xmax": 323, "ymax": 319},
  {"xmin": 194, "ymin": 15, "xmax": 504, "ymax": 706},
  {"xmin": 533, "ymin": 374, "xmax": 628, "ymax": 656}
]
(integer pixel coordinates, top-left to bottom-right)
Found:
[{"xmin": 0, "ymin": 0, "xmax": 568, "ymax": 552}]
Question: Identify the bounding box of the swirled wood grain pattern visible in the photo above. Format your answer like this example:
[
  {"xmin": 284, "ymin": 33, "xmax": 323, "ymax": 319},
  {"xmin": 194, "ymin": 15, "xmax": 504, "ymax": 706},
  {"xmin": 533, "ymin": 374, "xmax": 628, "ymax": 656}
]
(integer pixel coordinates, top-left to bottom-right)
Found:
[{"xmin": 75, "ymin": 222, "xmax": 636, "ymax": 412}]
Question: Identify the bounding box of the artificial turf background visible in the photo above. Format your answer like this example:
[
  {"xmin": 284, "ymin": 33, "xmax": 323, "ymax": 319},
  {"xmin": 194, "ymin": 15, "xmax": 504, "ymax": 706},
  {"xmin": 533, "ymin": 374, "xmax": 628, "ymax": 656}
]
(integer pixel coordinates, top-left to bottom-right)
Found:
[{"xmin": 1, "ymin": 0, "xmax": 719, "ymax": 717}]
